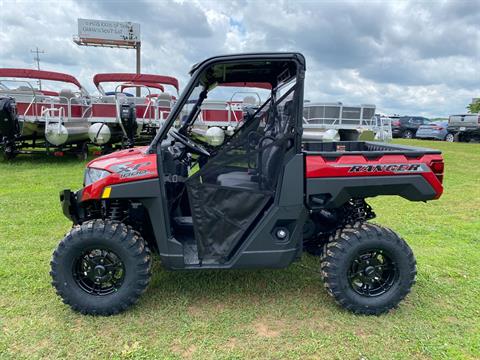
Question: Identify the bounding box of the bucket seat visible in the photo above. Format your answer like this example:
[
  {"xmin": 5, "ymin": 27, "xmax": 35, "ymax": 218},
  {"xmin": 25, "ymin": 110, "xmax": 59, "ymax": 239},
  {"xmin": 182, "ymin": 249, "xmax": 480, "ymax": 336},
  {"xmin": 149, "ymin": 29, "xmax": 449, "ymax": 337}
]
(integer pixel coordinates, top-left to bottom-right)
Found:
[{"xmin": 216, "ymin": 100, "xmax": 293, "ymax": 191}]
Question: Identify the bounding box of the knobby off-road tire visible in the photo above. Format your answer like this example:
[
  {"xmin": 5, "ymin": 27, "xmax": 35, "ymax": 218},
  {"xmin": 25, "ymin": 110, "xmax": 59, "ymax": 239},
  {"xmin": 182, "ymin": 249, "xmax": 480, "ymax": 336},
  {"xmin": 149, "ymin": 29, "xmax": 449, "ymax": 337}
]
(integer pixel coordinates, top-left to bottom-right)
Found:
[
  {"xmin": 50, "ymin": 220, "xmax": 152, "ymax": 316},
  {"xmin": 320, "ymin": 223, "xmax": 416, "ymax": 315}
]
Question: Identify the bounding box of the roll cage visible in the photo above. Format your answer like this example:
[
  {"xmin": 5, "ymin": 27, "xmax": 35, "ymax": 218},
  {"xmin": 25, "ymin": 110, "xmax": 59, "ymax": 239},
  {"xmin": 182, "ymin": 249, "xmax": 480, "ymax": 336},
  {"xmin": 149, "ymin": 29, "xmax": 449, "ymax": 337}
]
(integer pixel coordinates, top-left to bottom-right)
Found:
[{"xmin": 149, "ymin": 53, "xmax": 306, "ymax": 153}]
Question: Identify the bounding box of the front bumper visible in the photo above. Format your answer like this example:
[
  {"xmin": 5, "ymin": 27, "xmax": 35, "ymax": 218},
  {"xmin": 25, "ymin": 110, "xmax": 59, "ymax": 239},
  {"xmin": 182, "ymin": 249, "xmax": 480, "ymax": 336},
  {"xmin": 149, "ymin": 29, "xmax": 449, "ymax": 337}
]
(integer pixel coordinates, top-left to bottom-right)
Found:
[{"xmin": 59, "ymin": 189, "xmax": 82, "ymax": 224}]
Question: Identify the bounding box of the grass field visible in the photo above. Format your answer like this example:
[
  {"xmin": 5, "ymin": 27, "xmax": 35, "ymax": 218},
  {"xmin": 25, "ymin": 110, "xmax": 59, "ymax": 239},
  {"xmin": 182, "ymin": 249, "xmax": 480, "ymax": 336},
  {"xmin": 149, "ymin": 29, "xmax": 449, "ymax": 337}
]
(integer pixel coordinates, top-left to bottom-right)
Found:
[{"xmin": 0, "ymin": 139, "xmax": 479, "ymax": 359}]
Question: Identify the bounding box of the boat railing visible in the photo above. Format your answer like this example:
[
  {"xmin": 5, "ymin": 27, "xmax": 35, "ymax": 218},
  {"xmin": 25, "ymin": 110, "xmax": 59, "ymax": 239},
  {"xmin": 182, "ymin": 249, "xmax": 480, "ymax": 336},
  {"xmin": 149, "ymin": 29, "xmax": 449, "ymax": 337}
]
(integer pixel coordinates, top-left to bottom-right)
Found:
[
  {"xmin": 303, "ymin": 103, "xmax": 377, "ymax": 130},
  {"xmin": 372, "ymin": 117, "xmax": 393, "ymax": 141},
  {"xmin": 0, "ymin": 80, "xmax": 39, "ymax": 119},
  {"xmin": 23, "ymin": 97, "xmax": 37, "ymax": 121},
  {"xmin": 0, "ymin": 79, "xmax": 91, "ymax": 123},
  {"xmin": 227, "ymin": 91, "xmax": 262, "ymax": 126},
  {"xmin": 42, "ymin": 106, "xmax": 65, "ymax": 134}
]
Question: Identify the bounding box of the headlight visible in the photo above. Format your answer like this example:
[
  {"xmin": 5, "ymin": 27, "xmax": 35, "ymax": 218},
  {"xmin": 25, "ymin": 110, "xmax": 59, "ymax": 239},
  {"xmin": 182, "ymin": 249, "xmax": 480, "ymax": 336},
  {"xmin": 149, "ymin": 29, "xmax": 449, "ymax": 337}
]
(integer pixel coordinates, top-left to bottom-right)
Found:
[{"xmin": 84, "ymin": 168, "xmax": 111, "ymax": 186}]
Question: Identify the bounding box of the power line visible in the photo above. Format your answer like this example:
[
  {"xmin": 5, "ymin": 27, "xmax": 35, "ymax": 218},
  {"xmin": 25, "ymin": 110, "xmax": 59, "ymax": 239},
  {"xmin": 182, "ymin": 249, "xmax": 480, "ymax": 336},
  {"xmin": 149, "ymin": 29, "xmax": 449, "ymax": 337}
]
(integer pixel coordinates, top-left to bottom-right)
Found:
[{"xmin": 30, "ymin": 47, "xmax": 45, "ymax": 90}]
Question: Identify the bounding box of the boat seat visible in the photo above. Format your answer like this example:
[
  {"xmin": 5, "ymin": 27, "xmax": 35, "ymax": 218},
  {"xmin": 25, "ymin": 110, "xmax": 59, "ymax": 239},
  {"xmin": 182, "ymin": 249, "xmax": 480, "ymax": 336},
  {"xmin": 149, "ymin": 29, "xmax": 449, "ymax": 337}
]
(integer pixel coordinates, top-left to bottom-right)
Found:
[
  {"xmin": 59, "ymin": 89, "xmax": 78, "ymax": 104},
  {"xmin": 155, "ymin": 93, "xmax": 172, "ymax": 108},
  {"xmin": 101, "ymin": 96, "xmax": 116, "ymax": 104}
]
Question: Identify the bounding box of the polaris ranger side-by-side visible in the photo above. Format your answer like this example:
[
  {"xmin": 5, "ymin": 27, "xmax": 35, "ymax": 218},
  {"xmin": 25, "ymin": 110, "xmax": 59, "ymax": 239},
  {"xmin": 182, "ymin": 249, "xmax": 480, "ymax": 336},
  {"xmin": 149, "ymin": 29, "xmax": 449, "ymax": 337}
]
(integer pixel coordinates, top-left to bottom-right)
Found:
[{"xmin": 51, "ymin": 53, "xmax": 444, "ymax": 315}]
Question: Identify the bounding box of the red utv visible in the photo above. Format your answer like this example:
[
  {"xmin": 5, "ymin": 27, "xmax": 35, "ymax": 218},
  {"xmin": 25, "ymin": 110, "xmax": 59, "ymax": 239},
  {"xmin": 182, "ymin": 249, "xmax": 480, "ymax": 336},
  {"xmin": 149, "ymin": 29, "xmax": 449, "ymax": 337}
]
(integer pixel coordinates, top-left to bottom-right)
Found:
[{"xmin": 51, "ymin": 53, "xmax": 444, "ymax": 315}]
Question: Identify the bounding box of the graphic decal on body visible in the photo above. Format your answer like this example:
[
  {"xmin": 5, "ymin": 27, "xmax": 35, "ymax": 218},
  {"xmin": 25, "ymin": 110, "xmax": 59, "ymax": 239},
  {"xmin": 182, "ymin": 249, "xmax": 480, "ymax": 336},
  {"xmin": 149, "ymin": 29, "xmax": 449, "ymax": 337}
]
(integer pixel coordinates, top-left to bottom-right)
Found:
[
  {"xmin": 347, "ymin": 163, "xmax": 430, "ymax": 173},
  {"xmin": 110, "ymin": 161, "xmax": 153, "ymax": 178}
]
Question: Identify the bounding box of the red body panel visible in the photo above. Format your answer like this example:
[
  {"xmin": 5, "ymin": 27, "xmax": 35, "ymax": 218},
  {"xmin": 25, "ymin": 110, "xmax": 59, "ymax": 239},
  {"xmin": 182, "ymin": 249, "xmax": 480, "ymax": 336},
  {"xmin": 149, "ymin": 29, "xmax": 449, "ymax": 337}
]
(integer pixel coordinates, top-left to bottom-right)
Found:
[
  {"xmin": 81, "ymin": 148, "xmax": 444, "ymax": 202},
  {"xmin": 81, "ymin": 146, "xmax": 158, "ymax": 201},
  {"xmin": 305, "ymin": 153, "xmax": 444, "ymax": 198}
]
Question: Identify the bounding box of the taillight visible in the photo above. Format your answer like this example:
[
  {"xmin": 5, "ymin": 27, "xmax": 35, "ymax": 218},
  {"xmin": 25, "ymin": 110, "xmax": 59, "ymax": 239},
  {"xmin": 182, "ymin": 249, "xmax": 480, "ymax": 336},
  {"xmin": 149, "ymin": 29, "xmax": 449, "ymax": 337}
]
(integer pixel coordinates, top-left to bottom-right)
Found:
[
  {"xmin": 430, "ymin": 160, "xmax": 444, "ymax": 183},
  {"xmin": 392, "ymin": 120, "xmax": 400, "ymax": 126},
  {"xmin": 433, "ymin": 126, "xmax": 444, "ymax": 130}
]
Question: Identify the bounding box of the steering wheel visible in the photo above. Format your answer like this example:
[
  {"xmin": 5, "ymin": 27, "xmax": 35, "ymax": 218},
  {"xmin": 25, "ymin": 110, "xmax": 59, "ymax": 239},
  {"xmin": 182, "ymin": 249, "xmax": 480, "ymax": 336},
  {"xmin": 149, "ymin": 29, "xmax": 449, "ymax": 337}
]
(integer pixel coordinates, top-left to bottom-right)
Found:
[{"xmin": 169, "ymin": 129, "xmax": 210, "ymax": 157}]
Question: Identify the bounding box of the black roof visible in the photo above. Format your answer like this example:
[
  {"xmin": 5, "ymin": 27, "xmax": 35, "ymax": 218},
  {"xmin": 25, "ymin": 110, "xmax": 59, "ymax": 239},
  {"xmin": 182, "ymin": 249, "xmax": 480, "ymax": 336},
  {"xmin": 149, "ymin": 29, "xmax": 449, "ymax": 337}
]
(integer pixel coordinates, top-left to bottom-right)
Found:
[
  {"xmin": 189, "ymin": 52, "xmax": 306, "ymax": 75},
  {"xmin": 188, "ymin": 52, "xmax": 306, "ymax": 87}
]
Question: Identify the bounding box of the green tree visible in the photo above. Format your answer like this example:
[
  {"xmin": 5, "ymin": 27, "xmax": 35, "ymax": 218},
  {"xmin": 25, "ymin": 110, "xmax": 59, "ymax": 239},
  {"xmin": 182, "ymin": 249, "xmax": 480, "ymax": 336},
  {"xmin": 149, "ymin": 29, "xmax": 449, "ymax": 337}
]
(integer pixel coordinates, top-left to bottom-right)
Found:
[{"xmin": 467, "ymin": 99, "xmax": 480, "ymax": 113}]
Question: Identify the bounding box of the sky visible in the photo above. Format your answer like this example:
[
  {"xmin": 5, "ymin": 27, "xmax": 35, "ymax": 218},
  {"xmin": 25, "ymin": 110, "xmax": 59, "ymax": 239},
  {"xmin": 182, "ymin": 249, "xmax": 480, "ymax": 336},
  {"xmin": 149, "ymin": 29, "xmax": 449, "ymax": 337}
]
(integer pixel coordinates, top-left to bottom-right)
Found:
[{"xmin": 0, "ymin": 0, "xmax": 479, "ymax": 117}]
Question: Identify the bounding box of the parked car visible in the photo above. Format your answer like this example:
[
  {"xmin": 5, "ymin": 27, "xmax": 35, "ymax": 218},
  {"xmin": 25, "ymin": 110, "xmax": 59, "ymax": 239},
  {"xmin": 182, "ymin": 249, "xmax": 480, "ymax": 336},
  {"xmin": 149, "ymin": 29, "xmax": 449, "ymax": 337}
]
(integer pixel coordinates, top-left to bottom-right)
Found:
[
  {"xmin": 447, "ymin": 114, "xmax": 480, "ymax": 142},
  {"xmin": 391, "ymin": 116, "xmax": 430, "ymax": 138},
  {"xmin": 416, "ymin": 121, "xmax": 449, "ymax": 141}
]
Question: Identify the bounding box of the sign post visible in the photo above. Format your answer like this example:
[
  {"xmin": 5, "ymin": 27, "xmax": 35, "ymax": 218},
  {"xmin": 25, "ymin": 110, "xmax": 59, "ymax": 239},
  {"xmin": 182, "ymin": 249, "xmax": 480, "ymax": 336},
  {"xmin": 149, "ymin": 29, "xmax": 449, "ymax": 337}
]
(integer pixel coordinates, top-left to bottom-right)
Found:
[{"xmin": 74, "ymin": 19, "xmax": 141, "ymax": 96}]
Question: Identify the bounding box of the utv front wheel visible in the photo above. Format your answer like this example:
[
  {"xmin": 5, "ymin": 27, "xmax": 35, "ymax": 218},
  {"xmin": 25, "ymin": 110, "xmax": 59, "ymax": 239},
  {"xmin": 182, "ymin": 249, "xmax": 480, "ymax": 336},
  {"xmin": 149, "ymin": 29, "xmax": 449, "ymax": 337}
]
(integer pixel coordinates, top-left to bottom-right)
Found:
[
  {"xmin": 50, "ymin": 220, "xmax": 152, "ymax": 315},
  {"xmin": 321, "ymin": 223, "xmax": 416, "ymax": 315}
]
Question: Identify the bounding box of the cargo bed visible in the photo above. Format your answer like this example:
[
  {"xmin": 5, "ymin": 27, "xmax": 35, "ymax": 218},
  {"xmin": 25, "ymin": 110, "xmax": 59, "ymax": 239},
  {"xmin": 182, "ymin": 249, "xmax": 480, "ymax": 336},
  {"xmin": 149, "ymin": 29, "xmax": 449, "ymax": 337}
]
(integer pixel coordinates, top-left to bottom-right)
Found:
[
  {"xmin": 303, "ymin": 141, "xmax": 444, "ymax": 208},
  {"xmin": 303, "ymin": 141, "xmax": 441, "ymax": 158}
]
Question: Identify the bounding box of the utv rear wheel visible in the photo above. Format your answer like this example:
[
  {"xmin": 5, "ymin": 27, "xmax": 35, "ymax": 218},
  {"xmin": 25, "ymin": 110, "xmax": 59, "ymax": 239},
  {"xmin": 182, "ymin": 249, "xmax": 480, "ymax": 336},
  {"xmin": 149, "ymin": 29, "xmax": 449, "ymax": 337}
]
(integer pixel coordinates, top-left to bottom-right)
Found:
[
  {"xmin": 50, "ymin": 220, "xmax": 152, "ymax": 315},
  {"xmin": 320, "ymin": 223, "xmax": 416, "ymax": 315}
]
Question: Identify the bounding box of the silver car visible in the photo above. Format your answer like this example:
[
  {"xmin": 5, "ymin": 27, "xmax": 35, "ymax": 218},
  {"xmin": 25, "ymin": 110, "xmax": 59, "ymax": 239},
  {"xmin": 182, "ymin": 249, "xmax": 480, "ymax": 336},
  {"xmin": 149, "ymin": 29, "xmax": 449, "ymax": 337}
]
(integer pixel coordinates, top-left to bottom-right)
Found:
[{"xmin": 416, "ymin": 121, "xmax": 449, "ymax": 141}]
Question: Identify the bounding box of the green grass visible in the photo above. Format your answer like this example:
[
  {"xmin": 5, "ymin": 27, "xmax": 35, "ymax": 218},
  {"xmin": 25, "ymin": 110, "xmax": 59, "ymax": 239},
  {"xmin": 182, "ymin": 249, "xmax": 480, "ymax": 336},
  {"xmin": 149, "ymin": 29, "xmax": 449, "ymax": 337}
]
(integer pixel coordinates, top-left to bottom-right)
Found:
[{"xmin": 0, "ymin": 140, "xmax": 479, "ymax": 359}]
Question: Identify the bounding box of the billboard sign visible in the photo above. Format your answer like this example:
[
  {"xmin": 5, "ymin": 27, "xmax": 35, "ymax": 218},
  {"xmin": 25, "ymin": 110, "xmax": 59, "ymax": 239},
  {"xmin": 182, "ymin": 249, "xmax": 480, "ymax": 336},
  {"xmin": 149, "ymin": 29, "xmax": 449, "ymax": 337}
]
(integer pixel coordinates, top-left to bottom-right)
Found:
[{"xmin": 78, "ymin": 19, "xmax": 140, "ymax": 43}]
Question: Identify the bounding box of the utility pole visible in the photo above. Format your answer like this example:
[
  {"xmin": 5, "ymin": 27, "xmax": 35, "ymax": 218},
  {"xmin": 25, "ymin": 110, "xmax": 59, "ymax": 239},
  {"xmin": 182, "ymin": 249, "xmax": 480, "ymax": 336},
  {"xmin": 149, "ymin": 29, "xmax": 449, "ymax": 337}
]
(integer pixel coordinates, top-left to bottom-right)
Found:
[
  {"xmin": 136, "ymin": 42, "xmax": 141, "ymax": 97},
  {"xmin": 30, "ymin": 47, "xmax": 45, "ymax": 90}
]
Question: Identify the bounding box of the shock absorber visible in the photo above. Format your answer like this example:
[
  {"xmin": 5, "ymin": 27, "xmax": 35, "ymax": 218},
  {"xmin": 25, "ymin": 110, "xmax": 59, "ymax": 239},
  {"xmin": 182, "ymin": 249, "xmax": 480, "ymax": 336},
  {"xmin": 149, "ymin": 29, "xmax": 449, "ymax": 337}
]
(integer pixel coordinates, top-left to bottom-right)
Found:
[
  {"xmin": 344, "ymin": 198, "xmax": 376, "ymax": 224},
  {"xmin": 108, "ymin": 200, "xmax": 125, "ymax": 221}
]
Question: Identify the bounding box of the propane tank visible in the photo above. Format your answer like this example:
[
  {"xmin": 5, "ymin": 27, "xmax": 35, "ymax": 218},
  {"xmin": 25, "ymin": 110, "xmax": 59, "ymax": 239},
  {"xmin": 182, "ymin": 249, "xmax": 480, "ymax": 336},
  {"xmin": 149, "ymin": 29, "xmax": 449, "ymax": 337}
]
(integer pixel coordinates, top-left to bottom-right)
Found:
[{"xmin": 45, "ymin": 122, "xmax": 89, "ymax": 146}]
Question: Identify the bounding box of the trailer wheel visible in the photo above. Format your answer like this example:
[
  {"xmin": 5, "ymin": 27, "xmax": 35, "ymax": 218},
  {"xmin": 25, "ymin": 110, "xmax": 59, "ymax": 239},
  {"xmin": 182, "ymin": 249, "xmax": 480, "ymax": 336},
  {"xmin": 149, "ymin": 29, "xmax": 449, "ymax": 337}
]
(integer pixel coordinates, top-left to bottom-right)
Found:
[
  {"xmin": 76, "ymin": 142, "xmax": 89, "ymax": 161},
  {"xmin": 1, "ymin": 148, "xmax": 16, "ymax": 161},
  {"xmin": 320, "ymin": 223, "xmax": 416, "ymax": 315},
  {"xmin": 50, "ymin": 220, "xmax": 152, "ymax": 316},
  {"xmin": 1, "ymin": 141, "xmax": 17, "ymax": 160}
]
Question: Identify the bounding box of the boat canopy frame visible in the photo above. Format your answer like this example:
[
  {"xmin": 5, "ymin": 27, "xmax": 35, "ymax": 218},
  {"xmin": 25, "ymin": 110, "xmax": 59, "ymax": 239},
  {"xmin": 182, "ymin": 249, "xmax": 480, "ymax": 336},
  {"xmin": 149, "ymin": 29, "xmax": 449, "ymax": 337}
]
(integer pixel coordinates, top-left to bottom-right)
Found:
[
  {"xmin": 0, "ymin": 68, "xmax": 87, "ymax": 94},
  {"xmin": 93, "ymin": 73, "xmax": 180, "ymax": 95}
]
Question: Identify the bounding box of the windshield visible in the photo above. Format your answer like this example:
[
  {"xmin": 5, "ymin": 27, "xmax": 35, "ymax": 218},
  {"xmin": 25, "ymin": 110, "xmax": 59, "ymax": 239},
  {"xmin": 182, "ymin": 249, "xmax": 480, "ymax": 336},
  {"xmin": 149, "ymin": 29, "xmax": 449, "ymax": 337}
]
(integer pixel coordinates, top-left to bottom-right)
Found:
[{"xmin": 159, "ymin": 82, "xmax": 273, "ymax": 138}]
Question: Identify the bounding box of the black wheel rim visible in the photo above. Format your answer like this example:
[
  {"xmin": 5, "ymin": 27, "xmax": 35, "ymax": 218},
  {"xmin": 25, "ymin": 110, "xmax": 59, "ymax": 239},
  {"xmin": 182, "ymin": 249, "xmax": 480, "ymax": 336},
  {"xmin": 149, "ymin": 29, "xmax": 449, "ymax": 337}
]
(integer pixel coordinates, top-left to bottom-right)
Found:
[
  {"xmin": 73, "ymin": 248, "xmax": 125, "ymax": 296},
  {"xmin": 348, "ymin": 249, "xmax": 398, "ymax": 297}
]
